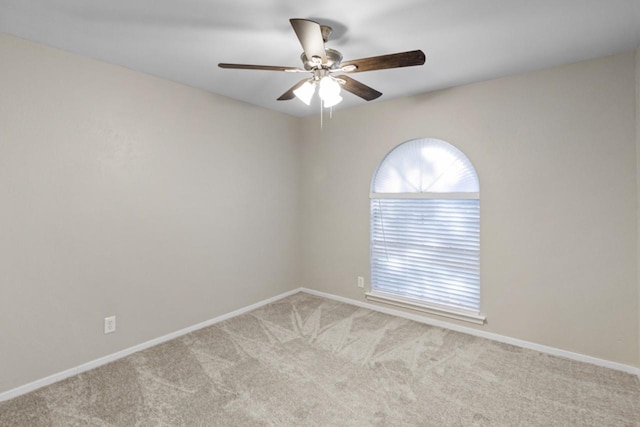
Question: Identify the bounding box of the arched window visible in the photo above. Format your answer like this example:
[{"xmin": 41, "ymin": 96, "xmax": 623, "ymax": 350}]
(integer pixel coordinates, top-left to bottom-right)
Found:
[{"xmin": 368, "ymin": 138, "xmax": 484, "ymax": 324}]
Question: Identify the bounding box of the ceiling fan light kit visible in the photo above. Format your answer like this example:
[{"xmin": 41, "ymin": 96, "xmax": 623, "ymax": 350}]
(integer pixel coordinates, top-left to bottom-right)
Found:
[{"xmin": 218, "ymin": 18, "xmax": 426, "ymax": 110}]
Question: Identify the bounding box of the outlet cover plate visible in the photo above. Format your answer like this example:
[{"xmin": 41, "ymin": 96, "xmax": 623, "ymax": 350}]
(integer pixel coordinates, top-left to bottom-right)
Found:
[{"xmin": 104, "ymin": 316, "xmax": 116, "ymax": 334}]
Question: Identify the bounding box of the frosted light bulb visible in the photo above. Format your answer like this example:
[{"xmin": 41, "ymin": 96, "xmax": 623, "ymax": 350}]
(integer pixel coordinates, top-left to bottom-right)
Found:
[
  {"xmin": 293, "ymin": 80, "xmax": 315, "ymax": 105},
  {"xmin": 322, "ymin": 94, "xmax": 342, "ymax": 108},
  {"xmin": 319, "ymin": 77, "xmax": 342, "ymax": 108}
]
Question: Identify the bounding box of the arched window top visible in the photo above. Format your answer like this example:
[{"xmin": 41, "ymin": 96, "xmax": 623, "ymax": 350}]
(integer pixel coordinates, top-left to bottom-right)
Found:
[{"xmin": 372, "ymin": 138, "xmax": 479, "ymax": 194}]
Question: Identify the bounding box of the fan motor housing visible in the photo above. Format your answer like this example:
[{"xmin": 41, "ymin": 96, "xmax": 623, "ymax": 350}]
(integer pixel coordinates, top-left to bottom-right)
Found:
[{"xmin": 301, "ymin": 48, "xmax": 343, "ymax": 71}]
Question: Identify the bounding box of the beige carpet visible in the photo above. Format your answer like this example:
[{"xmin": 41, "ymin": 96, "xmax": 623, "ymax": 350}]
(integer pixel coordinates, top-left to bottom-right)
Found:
[{"xmin": 1, "ymin": 292, "xmax": 639, "ymax": 426}]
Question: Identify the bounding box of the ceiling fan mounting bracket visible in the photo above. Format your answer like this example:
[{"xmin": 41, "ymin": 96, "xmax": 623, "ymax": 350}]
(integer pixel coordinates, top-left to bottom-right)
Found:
[{"xmin": 320, "ymin": 25, "xmax": 333, "ymax": 43}]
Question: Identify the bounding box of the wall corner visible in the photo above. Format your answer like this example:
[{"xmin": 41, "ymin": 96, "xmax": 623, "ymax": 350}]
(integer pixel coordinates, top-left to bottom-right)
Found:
[{"xmin": 636, "ymin": 44, "xmax": 640, "ymax": 368}]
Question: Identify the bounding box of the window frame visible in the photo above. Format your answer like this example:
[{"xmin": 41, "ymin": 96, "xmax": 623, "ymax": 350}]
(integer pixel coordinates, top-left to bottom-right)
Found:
[{"xmin": 367, "ymin": 138, "xmax": 485, "ymax": 325}]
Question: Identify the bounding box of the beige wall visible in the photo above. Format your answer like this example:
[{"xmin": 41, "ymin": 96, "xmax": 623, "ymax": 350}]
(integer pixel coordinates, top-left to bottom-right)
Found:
[
  {"xmin": 0, "ymin": 34, "xmax": 300, "ymax": 394},
  {"xmin": 1, "ymin": 33, "xmax": 638, "ymax": 396},
  {"xmin": 299, "ymin": 52, "xmax": 638, "ymax": 366}
]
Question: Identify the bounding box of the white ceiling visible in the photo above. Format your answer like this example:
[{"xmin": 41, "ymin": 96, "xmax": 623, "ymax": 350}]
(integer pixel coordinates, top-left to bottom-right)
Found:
[{"xmin": 1, "ymin": 0, "xmax": 639, "ymax": 117}]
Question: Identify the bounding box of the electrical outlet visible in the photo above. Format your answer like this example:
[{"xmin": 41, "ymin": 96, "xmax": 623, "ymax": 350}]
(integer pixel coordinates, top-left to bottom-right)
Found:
[
  {"xmin": 104, "ymin": 316, "xmax": 116, "ymax": 334},
  {"xmin": 357, "ymin": 276, "xmax": 365, "ymax": 288}
]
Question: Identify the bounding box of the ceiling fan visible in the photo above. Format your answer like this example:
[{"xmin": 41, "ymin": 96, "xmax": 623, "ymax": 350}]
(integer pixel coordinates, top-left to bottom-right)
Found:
[{"xmin": 218, "ymin": 18, "xmax": 426, "ymax": 108}]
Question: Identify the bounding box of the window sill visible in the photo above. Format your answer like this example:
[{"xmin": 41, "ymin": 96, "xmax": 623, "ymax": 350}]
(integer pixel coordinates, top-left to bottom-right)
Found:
[{"xmin": 365, "ymin": 291, "xmax": 486, "ymax": 325}]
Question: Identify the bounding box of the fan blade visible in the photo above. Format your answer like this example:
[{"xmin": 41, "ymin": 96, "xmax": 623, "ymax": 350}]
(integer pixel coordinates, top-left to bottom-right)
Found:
[
  {"xmin": 218, "ymin": 63, "xmax": 305, "ymax": 72},
  {"xmin": 290, "ymin": 18, "xmax": 327, "ymax": 64},
  {"xmin": 337, "ymin": 75, "xmax": 382, "ymax": 101},
  {"xmin": 277, "ymin": 79, "xmax": 309, "ymax": 101},
  {"xmin": 341, "ymin": 50, "xmax": 425, "ymax": 73}
]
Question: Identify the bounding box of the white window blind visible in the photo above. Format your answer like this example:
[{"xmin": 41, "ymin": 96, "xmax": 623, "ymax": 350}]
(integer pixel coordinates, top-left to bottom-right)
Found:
[
  {"xmin": 369, "ymin": 138, "xmax": 483, "ymax": 323},
  {"xmin": 371, "ymin": 198, "xmax": 480, "ymax": 311}
]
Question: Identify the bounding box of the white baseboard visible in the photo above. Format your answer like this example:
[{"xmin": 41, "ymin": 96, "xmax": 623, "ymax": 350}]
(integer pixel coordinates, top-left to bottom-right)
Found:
[
  {"xmin": 2, "ymin": 286, "xmax": 638, "ymax": 403},
  {"xmin": 0, "ymin": 288, "xmax": 301, "ymax": 403},
  {"xmin": 300, "ymin": 288, "xmax": 640, "ymax": 378}
]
